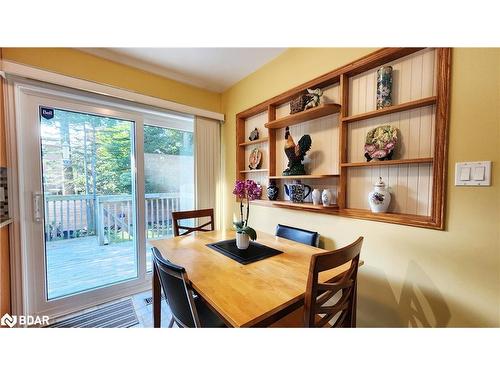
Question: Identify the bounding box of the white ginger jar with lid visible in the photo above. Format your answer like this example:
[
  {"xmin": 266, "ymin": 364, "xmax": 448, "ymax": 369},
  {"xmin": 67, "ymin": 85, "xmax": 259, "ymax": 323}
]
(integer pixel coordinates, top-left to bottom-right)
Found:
[{"xmin": 368, "ymin": 177, "xmax": 391, "ymax": 213}]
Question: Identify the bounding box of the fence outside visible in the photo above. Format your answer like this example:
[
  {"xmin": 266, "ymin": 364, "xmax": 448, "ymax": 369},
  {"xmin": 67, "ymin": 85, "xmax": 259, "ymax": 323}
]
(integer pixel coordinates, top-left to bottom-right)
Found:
[{"xmin": 44, "ymin": 193, "xmax": 181, "ymax": 245}]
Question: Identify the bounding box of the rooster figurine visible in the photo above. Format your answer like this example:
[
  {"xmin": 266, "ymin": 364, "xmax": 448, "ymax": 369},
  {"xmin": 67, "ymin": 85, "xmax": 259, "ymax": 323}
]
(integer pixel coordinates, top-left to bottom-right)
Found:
[{"xmin": 283, "ymin": 126, "xmax": 312, "ymax": 176}]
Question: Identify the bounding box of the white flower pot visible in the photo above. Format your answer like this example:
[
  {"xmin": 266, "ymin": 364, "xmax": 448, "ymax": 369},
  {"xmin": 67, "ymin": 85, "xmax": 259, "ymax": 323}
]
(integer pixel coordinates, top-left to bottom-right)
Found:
[{"xmin": 236, "ymin": 232, "xmax": 250, "ymax": 250}]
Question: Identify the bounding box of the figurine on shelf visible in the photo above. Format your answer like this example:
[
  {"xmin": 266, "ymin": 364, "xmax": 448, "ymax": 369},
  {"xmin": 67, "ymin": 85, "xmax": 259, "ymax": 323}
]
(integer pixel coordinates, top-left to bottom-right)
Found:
[
  {"xmin": 248, "ymin": 148, "xmax": 262, "ymax": 170},
  {"xmin": 289, "ymin": 88, "xmax": 323, "ymax": 114},
  {"xmin": 282, "ymin": 126, "xmax": 312, "ymax": 176},
  {"xmin": 304, "ymin": 88, "xmax": 323, "ymax": 110},
  {"xmin": 248, "ymin": 128, "xmax": 259, "ymax": 141},
  {"xmin": 364, "ymin": 125, "xmax": 398, "ymax": 162}
]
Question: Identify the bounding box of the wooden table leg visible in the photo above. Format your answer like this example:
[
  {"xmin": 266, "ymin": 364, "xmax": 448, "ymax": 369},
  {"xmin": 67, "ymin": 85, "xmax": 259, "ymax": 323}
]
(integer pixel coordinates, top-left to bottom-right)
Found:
[{"xmin": 153, "ymin": 265, "xmax": 161, "ymax": 328}]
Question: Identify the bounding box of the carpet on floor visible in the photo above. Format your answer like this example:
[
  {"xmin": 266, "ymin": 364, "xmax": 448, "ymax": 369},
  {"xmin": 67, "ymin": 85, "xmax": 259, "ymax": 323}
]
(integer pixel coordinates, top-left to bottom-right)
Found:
[{"xmin": 47, "ymin": 299, "xmax": 139, "ymax": 328}]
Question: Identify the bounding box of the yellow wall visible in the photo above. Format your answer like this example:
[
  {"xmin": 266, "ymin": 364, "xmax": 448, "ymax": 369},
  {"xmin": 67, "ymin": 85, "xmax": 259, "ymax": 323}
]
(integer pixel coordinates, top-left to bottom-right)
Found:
[
  {"xmin": 221, "ymin": 48, "xmax": 500, "ymax": 327},
  {"xmin": 1, "ymin": 48, "xmax": 221, "ymax": 113}
]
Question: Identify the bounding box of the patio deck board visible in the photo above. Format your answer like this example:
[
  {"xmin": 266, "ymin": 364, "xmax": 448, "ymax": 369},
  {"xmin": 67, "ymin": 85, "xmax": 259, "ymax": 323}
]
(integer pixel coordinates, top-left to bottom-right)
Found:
[{"xmin": 46, "ymin": 236, "xmax": 157, "ymax": 299}]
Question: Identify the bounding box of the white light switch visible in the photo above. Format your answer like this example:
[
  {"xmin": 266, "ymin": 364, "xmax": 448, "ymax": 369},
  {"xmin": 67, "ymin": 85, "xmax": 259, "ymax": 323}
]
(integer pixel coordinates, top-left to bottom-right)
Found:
[
  {"xmin": 473, "ymin": 166, "xmax": 485, "ymax": 181},
  {"xmin": 455, "ymin": 161, "xmax": 491, "ymax": 186},
  {"xmin": 459, "ymin": 167, "xmax": 471, "ymax": 181}
]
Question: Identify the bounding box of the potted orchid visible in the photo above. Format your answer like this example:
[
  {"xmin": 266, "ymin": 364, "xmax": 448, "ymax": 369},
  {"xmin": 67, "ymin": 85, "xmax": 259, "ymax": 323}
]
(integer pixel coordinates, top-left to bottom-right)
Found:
[{"xmin": 233, "ymin": 179, "xmax": 262, "ymax": 249}]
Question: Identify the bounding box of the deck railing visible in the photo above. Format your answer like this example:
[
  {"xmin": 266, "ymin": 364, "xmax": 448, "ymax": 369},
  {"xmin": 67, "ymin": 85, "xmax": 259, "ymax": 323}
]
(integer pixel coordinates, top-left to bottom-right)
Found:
[{"xmin": 44, "ymin": 193, "xmax": 181, "ymax": 244}]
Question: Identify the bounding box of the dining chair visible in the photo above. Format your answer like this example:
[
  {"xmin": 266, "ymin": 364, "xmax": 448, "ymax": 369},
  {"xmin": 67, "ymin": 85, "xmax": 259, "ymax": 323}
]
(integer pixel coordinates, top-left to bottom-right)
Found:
[
  {"xmin": 275, "ymin": 224, "xmax": 320, "ymax": 247},
  {"xmin": 172, "ymin": 208, "xmax": 214, "ymax": 236},
  {"xmin": 271, "ymin": 236, "xmax": 363, "ymax": 328},
  {"xmin": 152, "ymin": 247, "xmax": 227, "ymax": 328}
]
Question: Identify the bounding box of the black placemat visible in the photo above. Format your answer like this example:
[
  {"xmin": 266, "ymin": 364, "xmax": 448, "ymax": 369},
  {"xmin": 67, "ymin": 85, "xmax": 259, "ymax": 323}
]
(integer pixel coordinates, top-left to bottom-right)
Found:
[{"xmin": 206, "ymin": 239, "xmax": 283, "ymax": 265}]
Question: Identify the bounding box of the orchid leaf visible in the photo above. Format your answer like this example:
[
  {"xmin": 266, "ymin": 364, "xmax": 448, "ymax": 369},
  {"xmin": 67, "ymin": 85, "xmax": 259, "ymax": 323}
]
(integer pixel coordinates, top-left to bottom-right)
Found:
[{"xmin": 242, "ymin": 226, "xmax": 257, "ymax": 241}]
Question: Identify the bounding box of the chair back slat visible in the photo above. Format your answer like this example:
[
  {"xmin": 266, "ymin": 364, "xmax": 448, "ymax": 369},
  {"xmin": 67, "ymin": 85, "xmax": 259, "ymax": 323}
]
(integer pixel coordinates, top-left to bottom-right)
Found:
[
  {"xmin": 275, "ymin": 224, "xmax": 320, "ymax": 247},
  {"xmin": 152, "ymin": 247, "xmax": 201, "ymax": 327},
  {"xmin": 172, "ymin": 209, "xmax": 214, "ymax": 236},
  {"xmin": 304, "ymin": 237, "xmax": 363, "ymax": 328}
]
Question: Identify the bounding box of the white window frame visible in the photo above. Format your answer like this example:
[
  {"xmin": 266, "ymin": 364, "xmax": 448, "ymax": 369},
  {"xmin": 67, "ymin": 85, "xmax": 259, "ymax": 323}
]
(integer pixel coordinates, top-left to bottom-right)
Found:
[{"xmin": 4, "ymin": 78, "xmax": 198, "ymax": 321}]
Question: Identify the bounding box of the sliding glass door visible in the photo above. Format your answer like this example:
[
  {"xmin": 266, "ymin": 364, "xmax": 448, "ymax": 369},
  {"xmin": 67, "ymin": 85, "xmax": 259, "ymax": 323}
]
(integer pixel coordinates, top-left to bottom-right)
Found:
[
  {"xmin": 143, "ymin": 122, "xmax": 194, "ymax": 271},
  {"xmin": 40, "ymin": 108, "xmax": 138, "ymax": 300},
  {"xmin": 15, "ymin": 83, "xmax": 194, "ymax": 318}
]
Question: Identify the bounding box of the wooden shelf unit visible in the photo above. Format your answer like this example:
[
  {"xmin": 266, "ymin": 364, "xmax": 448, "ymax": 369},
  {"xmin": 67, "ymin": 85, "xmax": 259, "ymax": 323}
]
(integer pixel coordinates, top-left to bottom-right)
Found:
[
  {"xmin": 341, "ymin": 158, "xmax": 433, "ymax": 168},
  {"xmin": 269, "ymin": 174, "xmax": 339, "ymax": 179},
  {"xmin": 265, "ymin": 104, "xmax": 341, "ymax": 129},
  {"xmin": 236, "ymin": 48, "xmax": 451, "ymax": 229},
  {"xmin": 342, "ymin": 96, "xmax": 437, "ymax": 123},
  {"xmin": 239, "ymin": 137, "xmax": 269, "ymax": 147},
  {"xmin": 240, "ymin": 169, "xmax": 269, "ymax": 173},
  {"xmin": 252, "ymin": 200, "xmax": 339, "ymax": 214}
]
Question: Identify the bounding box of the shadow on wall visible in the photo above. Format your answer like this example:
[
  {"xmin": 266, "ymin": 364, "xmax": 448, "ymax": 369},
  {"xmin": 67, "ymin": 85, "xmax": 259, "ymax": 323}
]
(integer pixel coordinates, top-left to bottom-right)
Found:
[{"xmin": 357, "ymin": 261, "xmax": 452, "ymax": 327}]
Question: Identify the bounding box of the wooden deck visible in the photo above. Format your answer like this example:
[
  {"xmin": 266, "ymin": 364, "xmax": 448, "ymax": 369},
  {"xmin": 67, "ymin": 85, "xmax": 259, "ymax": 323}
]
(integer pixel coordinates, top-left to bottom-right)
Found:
[{"xmin": 46, "ymin": 236, "xmax": 155, "ymax": 299}]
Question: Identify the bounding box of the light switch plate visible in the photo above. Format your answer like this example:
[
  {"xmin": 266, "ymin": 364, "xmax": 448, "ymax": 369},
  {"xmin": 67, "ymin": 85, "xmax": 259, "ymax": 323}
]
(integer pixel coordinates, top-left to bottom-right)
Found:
[{"xmin": 455, "ymin": 161, "xmax": 491, "ymax": 186}]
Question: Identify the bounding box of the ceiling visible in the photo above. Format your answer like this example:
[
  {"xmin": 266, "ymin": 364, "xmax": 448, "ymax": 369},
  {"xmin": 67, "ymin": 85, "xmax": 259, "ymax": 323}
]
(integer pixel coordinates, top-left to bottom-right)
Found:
[{"xmin": 81, "ymin": 48, "xmax": 286, "ymax": 93}]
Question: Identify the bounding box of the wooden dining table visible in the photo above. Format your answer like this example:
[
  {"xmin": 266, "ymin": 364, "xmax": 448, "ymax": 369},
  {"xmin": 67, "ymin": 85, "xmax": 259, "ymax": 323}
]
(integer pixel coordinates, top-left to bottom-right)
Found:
[{"xmin": 149, "ymin": 230, "xmax": 352, "ymax": 327}]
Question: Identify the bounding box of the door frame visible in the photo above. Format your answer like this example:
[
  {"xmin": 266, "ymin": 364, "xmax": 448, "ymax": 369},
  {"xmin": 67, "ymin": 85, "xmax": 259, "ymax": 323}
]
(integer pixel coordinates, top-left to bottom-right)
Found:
[{"xmin": 4, "ymin": 79, "xmax": 194, "ymax": 322}]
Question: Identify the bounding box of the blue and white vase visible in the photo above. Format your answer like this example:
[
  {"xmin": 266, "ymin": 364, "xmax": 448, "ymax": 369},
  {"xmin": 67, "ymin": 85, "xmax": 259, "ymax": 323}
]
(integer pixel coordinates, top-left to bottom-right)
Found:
[
  {"xmin": 376, "ymin": 66, "xmax": 393, "ymax": 109},
  {"xmin": 321, "ymin": 189, "xmax": 333, "ymax": 207}
]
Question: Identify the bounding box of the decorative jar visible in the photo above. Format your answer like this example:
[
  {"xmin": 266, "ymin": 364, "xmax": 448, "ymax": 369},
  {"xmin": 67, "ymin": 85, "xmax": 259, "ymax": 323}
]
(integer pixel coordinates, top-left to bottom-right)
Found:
[
  {"xmin": 368, "ymin": 177, "xmax": 391, "ymax": 213},
  {"xmin": 311, "ymin": 189, "xmax": 321, "ymax": 205},
  {"xmin": 321, "ymin": 189, "xmax": 333, "ymax": 207},
  {"xmin": 267, "ymin": 182, "xmax": 279, "ymax": 201}
]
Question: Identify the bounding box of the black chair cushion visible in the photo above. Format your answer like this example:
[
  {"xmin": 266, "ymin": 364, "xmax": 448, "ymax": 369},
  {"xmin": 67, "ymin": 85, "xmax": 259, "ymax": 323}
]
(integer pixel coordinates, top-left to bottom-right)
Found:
[
  {"xmin": 275, "ymin": 224, "xmax": 320, "ymax": 247},
  {"xmin": 194, "ymin": 297, "xmax": 227, "ymax": 328}
]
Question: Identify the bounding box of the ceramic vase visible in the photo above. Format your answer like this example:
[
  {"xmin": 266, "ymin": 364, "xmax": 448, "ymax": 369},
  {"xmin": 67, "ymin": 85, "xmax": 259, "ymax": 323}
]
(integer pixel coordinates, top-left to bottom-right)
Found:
[
  {"xmin": 368, "ymin": 177, "xmax": 391, "ymax": 213},
  {"xmin": 376, "ymin": 66, "xmax": 393, "ymax": 109},
  {"xmin": 311, "ymin": 189, "xmax": 321, "ymax": 205},
  {"xmin": 236, "ymin": 232, "xmax": 250, "ymax": 250},
  {"xmin": 267, "ymin": 182, "xmax": 279, "ymax": 201},
  {"xmin": 321, "ymin": 189, "xmax": 333, "ymax": 207}
]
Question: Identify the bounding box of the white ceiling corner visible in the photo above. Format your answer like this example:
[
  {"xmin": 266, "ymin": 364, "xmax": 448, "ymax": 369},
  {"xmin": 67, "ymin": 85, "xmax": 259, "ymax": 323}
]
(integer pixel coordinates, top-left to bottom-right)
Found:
[{"xmin": 79, "ymin": 48, "xmax": 286, "ymax": 93}]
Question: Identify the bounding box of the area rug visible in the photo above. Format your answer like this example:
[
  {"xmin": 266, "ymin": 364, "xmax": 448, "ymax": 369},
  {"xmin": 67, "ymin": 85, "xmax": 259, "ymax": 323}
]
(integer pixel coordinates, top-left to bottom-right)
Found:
[{"xmin": 47, "ymin": 299, "xmax": 138, "ymax": 328}]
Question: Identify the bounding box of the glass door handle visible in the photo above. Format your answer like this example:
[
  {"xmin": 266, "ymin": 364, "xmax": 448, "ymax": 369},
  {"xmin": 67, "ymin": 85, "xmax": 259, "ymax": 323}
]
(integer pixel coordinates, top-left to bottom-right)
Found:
[{"xmin": 33, "ymin": 192, "xmax": 43, "ymax": 223}]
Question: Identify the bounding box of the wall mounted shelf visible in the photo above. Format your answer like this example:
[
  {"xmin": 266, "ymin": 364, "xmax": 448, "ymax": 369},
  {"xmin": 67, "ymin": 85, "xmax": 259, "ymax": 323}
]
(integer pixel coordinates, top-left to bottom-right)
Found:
[
  {"xmin": 268, "ymin": 174, "xmax": 339, "ymax": 179},
  {"xmin": 252, "ymin": 200, "xmax": 339, "ymax": 214},
  {"xmin": 238, "ymin": 137, "xmax": 269, "ymax": 147},
  {"xmin": 341, "ymin": 158, "xmax": 434, "ymax": 168},
  {"xmin": 240, "ymin": 169, "xmax": 269, "ymax": 173},
  {"xmin": 265, "ymin": 104, "xmax": 341, "ymax": 129},
  {"xmin": 236, "ymin": 48, "xmax": 451, "ymax": 229},
  {"xmin": 342, "ymin": 96, "xmax": 437, "ymax": 123}
]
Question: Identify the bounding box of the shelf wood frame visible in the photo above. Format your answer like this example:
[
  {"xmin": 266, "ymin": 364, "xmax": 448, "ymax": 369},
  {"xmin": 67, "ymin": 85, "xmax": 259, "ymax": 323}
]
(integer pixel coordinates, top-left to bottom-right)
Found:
[
  {"xmin": 240, "ymin": 169, "xmax": 269, "ymax": 173},
  {"xmin": 252, "ymin": 200, "xmax": 339, "ymax": 214},
  {"xmin": 264, "ymin": 104, "xmax": 341, "ymax": 129},
  {"xmin": 268, "ymin": 174, "xmax": 339, "ymax": 180},
  {"xmin": 238, "ymin": 137, "xmax": 269, "ymax": 147},
  {"xmin": 342, "ymin": 96, "xmax": 437, "ymax": 123},
  {"xmin": 341, "ymin": 158, "xmax": 433, "ymax": 168},
  {"xmin": 235, "ymin": 48, "xmax": 451, "ymax": 230}
]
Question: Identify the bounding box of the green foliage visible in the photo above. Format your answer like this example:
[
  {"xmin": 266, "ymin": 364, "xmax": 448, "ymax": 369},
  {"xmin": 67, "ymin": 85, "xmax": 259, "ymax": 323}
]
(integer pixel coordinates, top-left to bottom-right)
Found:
[
  {"xmin": 144, "ymin": 125, "xmax": 193, "ymax": 156},
  {"xmin": 41, "ymin": 109, "xmax": 193, "ymax": 197},
  {"xmin": 233, "ymin": 221, "xmax": 257, "ymax": 241}
]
